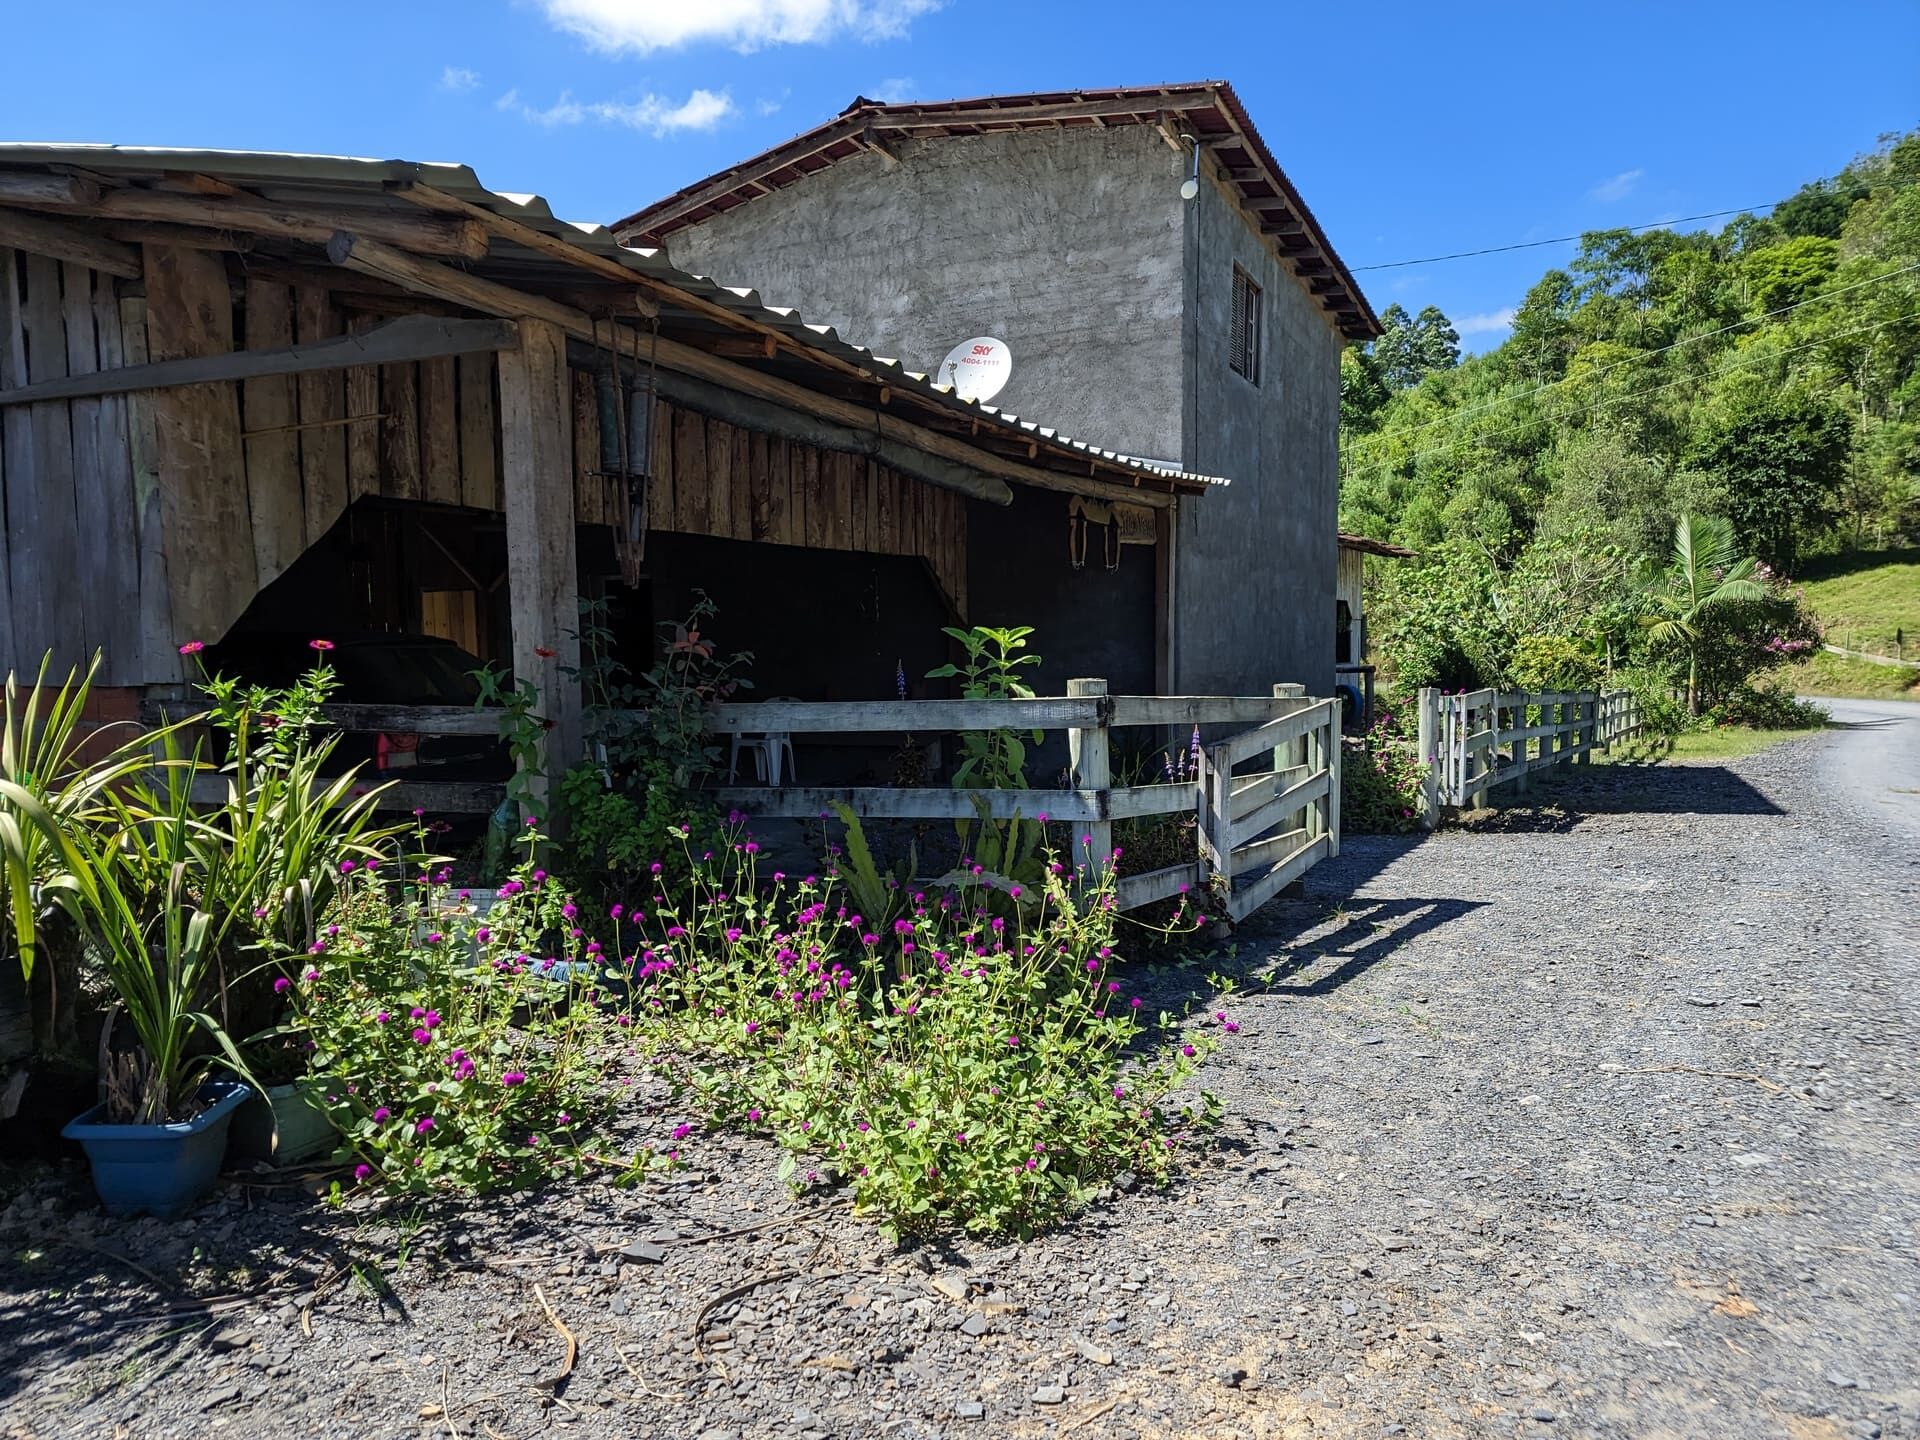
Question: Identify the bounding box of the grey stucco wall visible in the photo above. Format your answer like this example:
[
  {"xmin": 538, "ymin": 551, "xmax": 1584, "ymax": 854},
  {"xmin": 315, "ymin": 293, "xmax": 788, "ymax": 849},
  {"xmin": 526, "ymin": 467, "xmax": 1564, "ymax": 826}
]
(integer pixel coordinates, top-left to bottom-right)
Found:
[
  {"xmin": 1175, "ymin": 166, "xmax": 1344, "ymax": 696},
  {"xmin": 657, "ymin": 127, "xmax": 1188, "ymax": 462}
]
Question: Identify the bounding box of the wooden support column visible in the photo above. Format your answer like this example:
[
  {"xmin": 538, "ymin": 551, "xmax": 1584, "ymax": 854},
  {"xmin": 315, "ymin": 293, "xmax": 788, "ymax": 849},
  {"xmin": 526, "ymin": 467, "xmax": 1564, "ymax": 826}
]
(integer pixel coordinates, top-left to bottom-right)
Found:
[
  {"xmin": 497, "ymin": 318, "xmax": 580, "ymax": 818},
  {"xmin": 1067, "ymin": 678, "xmax": 1111, "ymax": 880}
]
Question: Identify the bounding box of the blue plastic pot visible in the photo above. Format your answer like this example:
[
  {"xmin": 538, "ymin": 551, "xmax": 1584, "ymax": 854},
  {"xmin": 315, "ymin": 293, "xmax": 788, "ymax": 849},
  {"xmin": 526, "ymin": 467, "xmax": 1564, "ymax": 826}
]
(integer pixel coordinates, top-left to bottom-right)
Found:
[{"xmin": 62, "ymin": 1080, "xmax": 251, "ymax": 1218}]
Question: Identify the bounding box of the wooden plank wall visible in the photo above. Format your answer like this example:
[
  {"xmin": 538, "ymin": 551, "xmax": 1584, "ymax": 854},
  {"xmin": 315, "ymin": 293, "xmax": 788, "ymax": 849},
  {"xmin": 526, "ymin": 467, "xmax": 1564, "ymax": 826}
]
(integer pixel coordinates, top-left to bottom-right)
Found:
[
  {"xmin": 2, "ymin": 241, "xmax": 966, "ymax": 686},
  {"xmin": 647, "ymin": 396, "xmax": 969, "ymax": 618},
  {"xmin": 0, "ymin": 246, "xmax": 156, "ymax": 683}
]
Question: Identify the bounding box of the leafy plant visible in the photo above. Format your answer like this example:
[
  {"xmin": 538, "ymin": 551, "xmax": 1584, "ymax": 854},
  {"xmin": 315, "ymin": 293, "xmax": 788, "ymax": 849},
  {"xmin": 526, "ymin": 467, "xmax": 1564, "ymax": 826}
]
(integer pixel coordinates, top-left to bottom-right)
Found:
[
  {"xmin": 615, "ymin": 822, "xmax": 1218, "ymax": 1238},
  {"xmin": 472, "ymin": 665, "xmax": 547, "ymax": 819},
  {"xmin": 283, "ymin": 824, "xmax": 612, "ymax": 1193},
  {"xmin": 831, "ymin": 802, "xmax": 914, "ymax": 929},
  {"xmin": 1, "ymin": 656, "xmax": 156, "ymax": 998},
  {"xmin": 1641, "ymin": 514, "xmax": 1767, "ymax": 715},
  {"xmin": 926, "ymin": 625, "xmax": 1043, "ymax": 790}
]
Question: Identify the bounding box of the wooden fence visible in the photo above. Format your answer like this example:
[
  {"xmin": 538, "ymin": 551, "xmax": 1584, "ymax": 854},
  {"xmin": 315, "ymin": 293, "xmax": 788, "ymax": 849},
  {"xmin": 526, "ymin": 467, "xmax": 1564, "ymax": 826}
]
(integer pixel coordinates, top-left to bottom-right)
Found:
[
  {"xmin": 1415, "ymin": 686, "xmax": 1645, "ymax": 822},
  {"xmin": 708, "ymin": 681, "xmax": 1340, "ymax": 921},
  {"xmin": 142, "ymin": 683, "xmax": 1343, "ymax": 920}
]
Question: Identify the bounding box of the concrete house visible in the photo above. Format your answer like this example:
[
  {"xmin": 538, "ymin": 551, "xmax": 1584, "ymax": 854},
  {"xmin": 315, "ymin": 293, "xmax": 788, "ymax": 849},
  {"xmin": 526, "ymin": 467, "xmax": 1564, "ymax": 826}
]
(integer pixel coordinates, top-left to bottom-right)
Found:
[{"xmin": 614, "ymin": 83, "xmax": 1379, "ymax": 696}]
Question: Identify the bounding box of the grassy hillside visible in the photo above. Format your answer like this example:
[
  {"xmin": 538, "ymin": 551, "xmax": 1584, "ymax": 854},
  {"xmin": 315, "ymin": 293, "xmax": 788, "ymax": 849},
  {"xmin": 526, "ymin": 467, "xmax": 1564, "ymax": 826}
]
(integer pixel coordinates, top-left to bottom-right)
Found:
[
  {"xmin": 1784, "ymin": 548, "xmax": 1920, "ymax": 698},
  {"xmin": 1795, "ymin": 547, "xmax": 1920, "ymax": 656}
]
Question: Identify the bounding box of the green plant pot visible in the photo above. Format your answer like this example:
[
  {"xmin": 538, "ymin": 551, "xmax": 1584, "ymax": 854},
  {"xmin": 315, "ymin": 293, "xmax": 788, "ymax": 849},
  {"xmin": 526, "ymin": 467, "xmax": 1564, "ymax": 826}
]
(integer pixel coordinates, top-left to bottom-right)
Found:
[{"xmin": 228, "ymin": 1081, "xmax": 338, "ymax": 1166}]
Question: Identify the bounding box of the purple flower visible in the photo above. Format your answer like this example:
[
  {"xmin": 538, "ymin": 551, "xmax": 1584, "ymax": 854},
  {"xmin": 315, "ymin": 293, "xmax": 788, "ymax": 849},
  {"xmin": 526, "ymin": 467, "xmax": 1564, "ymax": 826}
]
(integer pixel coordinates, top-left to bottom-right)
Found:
[
  {"xmin": 1181, "ymin": 1044, "xmax": 1196, "ymax": 1057},
  {"xmin": 671, "ymin": 1123, "xmax": 693, "ymax": 1141},
  {"xmin": 373, "ymin": 1106, "xmax": 391, "ymax": 1122},
  {"xmin": 273, "ymin": 976, "xmax": 291, "ymax": 994},
  {"xmin": 412, "ymin": 1028, "xmax": 432, "ymax": 1045},
  {"xmin": 338, "ymin": 860, "xmax": 356, "ymax": 875},
  {"xmin": 353, "ymin": 1163, "xmax": 372, "ymax": 1182},
  {"xmin": 501, "ymin": 1071, "xmax": 526, "ymax": 1087},
  {"xmin": 414, "ymin": 1117, "xmax": 435, "ymax": 1135}
]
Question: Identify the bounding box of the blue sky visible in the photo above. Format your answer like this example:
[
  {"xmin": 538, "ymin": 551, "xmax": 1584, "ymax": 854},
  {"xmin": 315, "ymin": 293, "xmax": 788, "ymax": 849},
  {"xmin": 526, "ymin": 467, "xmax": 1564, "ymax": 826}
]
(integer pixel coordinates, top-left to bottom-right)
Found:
[{"xmin": 5, "ymin": 1, "xmax": 1916, "ymax": 352}]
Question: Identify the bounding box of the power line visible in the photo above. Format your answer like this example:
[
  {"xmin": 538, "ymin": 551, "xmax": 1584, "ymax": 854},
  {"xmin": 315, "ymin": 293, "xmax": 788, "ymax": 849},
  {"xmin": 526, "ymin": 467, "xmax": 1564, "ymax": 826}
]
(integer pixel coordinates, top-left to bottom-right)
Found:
[
  {"xmin": 1349, "ymin": 172, "xmax": 1917, "ymax": 273},
  {"xmin": 1352, "ymin": 205, "xmax": 1776, "ymax": 272},
  {"xmin": 1350, "ymin": 259, "xmax": 1920, "ymax": 450},
  {"xmin": 1340, "ymin": 309, "xmax": 1916, "ymax": 489}
]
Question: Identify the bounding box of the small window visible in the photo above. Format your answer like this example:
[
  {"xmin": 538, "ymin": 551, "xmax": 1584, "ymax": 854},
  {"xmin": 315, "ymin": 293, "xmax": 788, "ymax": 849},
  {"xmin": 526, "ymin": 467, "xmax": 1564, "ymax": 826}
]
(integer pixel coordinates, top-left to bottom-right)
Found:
[{"xmin": 1229, "ymin": 266, "xmax": 1262, "ymax": 384}]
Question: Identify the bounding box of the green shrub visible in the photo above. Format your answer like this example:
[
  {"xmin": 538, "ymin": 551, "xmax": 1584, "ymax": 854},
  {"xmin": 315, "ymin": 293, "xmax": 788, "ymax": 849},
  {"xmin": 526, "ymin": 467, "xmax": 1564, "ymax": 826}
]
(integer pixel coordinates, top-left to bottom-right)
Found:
[
  {"xmin": 284, "ymin": 828, "xmax": 613, "ymax": 1193},
  {"xmin": 1706, "ymin": 681, "xmax": 1829, "ymax": 731},
  {"xmin": 1340, "ymin": 700, "xmax": 1426, "ymax": 833},
  {"xmin": 620, "ymin": 825, "xmax": 1221, "ymax": 1238}
]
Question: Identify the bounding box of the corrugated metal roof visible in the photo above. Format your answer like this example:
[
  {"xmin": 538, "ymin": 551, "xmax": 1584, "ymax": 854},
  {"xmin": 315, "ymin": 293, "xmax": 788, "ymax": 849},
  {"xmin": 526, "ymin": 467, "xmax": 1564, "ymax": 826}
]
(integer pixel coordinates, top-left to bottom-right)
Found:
[
  {"xmin": 611, "ymin": 82, "xmax": 1380, "ymax": 341},
  {"xmin": 0, "ymin": 143, "xmax": 1229, "ymax": 494}
]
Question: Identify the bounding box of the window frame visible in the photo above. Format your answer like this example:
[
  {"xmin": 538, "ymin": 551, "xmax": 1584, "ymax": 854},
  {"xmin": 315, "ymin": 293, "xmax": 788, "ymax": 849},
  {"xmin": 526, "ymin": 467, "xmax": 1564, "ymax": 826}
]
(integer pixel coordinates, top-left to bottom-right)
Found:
[{"xmin": 1229, "ymin": 265, "xmax": 1262, "ymax": 386}]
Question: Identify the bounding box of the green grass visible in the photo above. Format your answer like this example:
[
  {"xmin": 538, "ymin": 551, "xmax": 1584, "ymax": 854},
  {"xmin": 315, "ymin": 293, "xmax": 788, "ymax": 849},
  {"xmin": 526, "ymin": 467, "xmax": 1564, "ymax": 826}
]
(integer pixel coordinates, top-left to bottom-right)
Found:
[
  {"xmin": 1782, "ymin": 648, "xmax": 1920, "ymax": 702},
  {"xmin": 1598, "ymin": 726, "xmax": 1824, "ymax": 765},
  {"xmin": 1795, "ymin": 547, "xmax": 1920, "ymax": 657}
]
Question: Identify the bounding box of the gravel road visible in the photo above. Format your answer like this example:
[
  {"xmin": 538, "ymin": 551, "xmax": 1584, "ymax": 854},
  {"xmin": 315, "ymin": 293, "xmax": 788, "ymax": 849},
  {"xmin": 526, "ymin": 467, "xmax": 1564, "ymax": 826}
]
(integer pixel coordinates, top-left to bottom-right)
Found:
[{"xmin": 2, "ymin": 711, "xmax": 1915, "ymax": 1440}]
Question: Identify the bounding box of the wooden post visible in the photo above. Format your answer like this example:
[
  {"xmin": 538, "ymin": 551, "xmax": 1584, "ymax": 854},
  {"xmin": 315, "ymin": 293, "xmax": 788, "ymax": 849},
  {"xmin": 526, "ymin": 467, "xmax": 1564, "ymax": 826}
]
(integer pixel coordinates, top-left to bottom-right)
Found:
[
  {"xmin": 1416, "ymin": 687, "xmax": 1440, "ymax": 830},
  {"xmin": 1067, "ymin": 677, "xmax": 1111, "ymax": 881},
  {"xmin": 498, "ymin": 318, "xmax": 581, "ymax": 819},
  {"xmin": 1326, "ymin": 700, "xmax": 1341, "ymax": 857}
]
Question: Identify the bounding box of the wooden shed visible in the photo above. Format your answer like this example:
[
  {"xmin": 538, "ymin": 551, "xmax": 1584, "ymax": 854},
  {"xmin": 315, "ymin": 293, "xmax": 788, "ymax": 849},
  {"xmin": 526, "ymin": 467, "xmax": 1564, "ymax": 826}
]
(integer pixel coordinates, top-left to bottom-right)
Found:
[{"xmin": 0, "ymin": 146, "xmax": 1225, "ymax": 807}]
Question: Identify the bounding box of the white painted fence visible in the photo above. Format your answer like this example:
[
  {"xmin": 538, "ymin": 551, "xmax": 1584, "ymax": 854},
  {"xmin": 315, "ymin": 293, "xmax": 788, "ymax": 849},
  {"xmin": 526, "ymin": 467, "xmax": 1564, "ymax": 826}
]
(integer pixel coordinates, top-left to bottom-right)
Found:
[{"xmin": 1414, "ymin": 687, "xmax": 1645, "ymax": 823}]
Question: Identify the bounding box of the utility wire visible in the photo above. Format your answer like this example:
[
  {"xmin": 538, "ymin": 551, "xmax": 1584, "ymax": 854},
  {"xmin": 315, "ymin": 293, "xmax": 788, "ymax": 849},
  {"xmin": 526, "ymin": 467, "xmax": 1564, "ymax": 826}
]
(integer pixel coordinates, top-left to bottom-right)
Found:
[
  {"xmin": 1350, "ymin": 172, "xmax": 1919, "ymax": 272},
  {"xmin": 1349, "ymin": 258, "xmax": 1920, "ymax": 450},
  {"xmin": 1339, "ymin": 309, "xmax": 1916, "ymax": 487}
]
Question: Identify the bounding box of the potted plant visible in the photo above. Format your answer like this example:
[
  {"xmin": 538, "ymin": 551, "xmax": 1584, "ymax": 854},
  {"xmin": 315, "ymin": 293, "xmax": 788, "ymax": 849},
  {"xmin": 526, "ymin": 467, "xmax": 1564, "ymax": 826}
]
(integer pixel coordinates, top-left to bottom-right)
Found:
[{"xmin": 59, "ymin": 882, "xmax": 254, "ymax": 1217}]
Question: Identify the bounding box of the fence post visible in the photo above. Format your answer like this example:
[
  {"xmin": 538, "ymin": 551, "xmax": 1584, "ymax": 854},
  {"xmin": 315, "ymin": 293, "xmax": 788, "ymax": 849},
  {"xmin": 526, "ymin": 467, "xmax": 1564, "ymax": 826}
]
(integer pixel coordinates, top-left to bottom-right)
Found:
[
  {"xmin": 1416, "ymin": 687, "xmax": 1440, "ymax": 829},
  {"xmin": 1326, "ymin": 701, "xmax": 1342, "ymax": 857},
  {"xmin": 1067, "ymin": 677, "xmax": 1111, "ymax": 881}
]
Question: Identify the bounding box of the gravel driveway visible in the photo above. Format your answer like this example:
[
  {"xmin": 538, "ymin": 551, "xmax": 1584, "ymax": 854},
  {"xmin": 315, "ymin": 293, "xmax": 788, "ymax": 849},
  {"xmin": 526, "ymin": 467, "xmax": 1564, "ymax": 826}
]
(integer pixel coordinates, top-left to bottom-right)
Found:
[{"xmin": 3, "ymin": 708, "xmax": 1915, "ymax": 1440}]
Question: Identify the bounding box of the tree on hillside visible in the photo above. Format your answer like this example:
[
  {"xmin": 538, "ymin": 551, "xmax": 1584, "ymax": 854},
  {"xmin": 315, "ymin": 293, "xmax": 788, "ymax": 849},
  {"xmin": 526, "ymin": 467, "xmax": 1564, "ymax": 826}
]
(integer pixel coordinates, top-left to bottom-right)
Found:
[
  {"xmin": 1689, "ymin": 388, "xmax": 1853, "ymax": 570},
  {"xmin": 1641, "ymin": 514, "xmax": 1766, "ymax": 715},
  {"xmin": 1372, "ymin": 304, "xmax": 1461, "ymax": 391},
  {"xmin": 1742, "ymin": 236, "xmax": 1840, "ymax": 314}
]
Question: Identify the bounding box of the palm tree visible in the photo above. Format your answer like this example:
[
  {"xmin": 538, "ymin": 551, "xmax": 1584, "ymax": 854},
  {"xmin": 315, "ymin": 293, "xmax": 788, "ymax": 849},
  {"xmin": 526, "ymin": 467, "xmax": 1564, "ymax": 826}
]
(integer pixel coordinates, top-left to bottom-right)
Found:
[{"xmin": 1642, "ymin": 514, "xmax": 1766, "ymax": 716}]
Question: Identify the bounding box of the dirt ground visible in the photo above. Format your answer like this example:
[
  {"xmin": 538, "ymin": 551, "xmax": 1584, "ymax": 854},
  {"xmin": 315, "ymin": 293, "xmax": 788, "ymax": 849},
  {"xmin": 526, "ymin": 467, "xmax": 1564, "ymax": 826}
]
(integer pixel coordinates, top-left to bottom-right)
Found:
[{"xmin": 2, "ymin": 714, "xmax": 1916, "ymax": 1439}]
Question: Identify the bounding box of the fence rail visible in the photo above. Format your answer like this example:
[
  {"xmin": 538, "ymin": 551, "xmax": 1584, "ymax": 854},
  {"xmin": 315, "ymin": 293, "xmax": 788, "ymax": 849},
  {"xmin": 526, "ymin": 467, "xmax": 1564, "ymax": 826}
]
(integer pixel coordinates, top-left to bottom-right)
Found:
[
  {"xmin": 1415, "ymin": 686, "xmax": 1645, "ymax": 823},
  {"xmin": 137, "ymin": 684, "xmax": 1344, "ymax": 918},
  {"xmin": 712, "ymin": 680, "xmax": 1340, "ymax": 917}
]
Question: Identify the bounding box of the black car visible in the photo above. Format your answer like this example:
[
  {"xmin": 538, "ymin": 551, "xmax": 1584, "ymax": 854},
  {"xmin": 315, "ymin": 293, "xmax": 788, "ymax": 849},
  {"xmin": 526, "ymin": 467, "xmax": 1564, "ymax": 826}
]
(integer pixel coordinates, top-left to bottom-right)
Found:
[{"xmin": 202, "ymin": 632, "xmax": 510, "ymax": 784}]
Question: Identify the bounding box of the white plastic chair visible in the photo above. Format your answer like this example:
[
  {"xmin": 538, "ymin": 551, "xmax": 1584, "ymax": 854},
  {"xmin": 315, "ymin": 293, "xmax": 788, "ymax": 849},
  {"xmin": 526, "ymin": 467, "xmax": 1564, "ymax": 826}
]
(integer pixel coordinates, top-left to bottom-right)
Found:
[{"xmin": 728, "ymin": 698, "xmax": 797, "ymax": 786}]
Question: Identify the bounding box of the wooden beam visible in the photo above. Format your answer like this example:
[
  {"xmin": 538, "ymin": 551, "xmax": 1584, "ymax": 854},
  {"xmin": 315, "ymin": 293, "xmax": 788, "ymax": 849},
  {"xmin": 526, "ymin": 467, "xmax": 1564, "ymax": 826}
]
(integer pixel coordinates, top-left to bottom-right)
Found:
[
  {"xmin": 0, "ymin": 313, "xmax": 521, "ymax": 408},
  {"xmin": 2, "ymin": 184, "xmax": 489, "ymax": 259},
  {"xmin": 326, "ymin": 229, "xmax": 585, "ymax": 333},
  {"xmin": 0, "ymin": 172, "xmax": 100, "ymax": 207},
  {"xmin": 105, "ymin": 219, "xmax": 255, "ymax": 253},
  {"xmin": 0, "ymin": 207, "xmax": 140, "ymax": 277},
  {"xmin": 392, "ymin": 184, "xmax": 658, "ymax": 317},
  {"xmin": 646, "ymin": 364, "xmax": 1012, "ymax": 506},
  {"xmin": 497, "ymin": 318, "xmax": 580, "ymax": 818}
]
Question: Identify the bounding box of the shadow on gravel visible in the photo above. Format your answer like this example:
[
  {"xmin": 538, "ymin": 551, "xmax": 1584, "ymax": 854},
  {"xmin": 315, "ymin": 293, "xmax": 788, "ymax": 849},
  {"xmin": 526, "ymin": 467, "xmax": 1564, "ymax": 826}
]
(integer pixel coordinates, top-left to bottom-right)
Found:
[
  {"xmin": 1464, "ymin": 763, "xmax": 1785, "ymax": 831},
  {"xmin": 1241, "ymin": 896, "xmax": 1489, "ymax": 997}
]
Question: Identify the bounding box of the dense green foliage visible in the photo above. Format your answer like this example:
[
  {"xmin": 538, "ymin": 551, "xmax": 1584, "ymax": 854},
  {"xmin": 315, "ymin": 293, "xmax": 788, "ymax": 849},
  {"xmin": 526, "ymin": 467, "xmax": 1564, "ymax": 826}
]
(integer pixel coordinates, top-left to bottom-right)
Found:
[{"xmin": 1343, "ymin": 131, "xmax": 1919, "ymax": 714}]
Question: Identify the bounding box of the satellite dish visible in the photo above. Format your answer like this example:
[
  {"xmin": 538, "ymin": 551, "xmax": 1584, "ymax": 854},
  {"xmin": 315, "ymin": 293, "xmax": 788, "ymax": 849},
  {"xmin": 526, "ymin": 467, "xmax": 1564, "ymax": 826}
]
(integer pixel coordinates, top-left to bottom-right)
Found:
[{"xmin": 938, "ymin": 336, "xmax": 1012, "ymax": 404}]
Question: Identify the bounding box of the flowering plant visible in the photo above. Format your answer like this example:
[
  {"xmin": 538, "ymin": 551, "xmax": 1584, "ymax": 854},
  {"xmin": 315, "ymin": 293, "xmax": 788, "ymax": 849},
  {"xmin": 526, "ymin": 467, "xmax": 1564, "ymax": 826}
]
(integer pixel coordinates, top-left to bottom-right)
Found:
[
  {"xmin": 1340, "ymin": 700, "xmax": 1426, "ymax": 833},
  {"xmin": 615, "ymin": 822, "xmax": 1221, "ymax": 1238},
  {"xmin": 281, "ymin": 825, "xmax": 611, "ymax": 1192}
]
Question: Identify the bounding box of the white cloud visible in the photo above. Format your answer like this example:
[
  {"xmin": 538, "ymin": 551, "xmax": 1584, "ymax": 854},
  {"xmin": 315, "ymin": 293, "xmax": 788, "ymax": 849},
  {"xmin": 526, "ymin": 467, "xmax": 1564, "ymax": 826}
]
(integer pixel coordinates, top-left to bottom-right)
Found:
[
  {"xmin": 535, "ymin": 0, "xmax": 940, "ymax": 54},
  {"xmin": 497, "ymin": 86, "xmax": 736, "ymax": 136},
  {"xmin": 869, "ymin": 76, "xmax": 915, "ymax": 103},
  {"xmin": 755, "ymin": 91, "xmax": 790, "ymax": 117},
  {"xmin": 1455, "ymin": 307, "xmax": 1517, "ymax": 336},
  {"xmin": 1588, "ymin": 168, "xmax": 1644, "ymax": 203},
  {"xmin": 440, "ymin": 65, "xmax": 481, "ymax": 92},
  {"xmin": 597, "ymin": 89, "xmax": 736, "ymax": 133}
]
